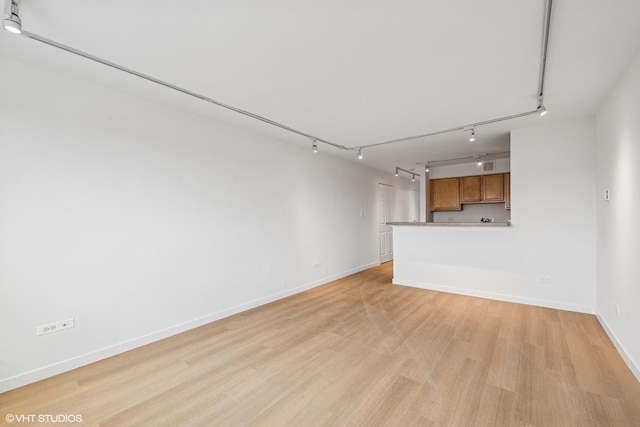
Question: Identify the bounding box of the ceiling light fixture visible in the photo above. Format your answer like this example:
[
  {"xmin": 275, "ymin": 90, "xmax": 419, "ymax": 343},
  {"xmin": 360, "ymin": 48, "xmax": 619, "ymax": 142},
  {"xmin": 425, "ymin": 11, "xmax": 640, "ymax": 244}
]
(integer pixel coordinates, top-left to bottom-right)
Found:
[
  {"xmin": 357, "ymin": 148, "xmax": 363, "ymax": 160},
  {"xmin": 395, "ymin": 166, "xmax": 419, "ymax": 181},
  {"xmin": 469, "ymin": 128, "xmax": 476, "ymax": 142},
  {"xmin": 311, "ymin": 139, "xmax": 318, "ymax": 153},
  {"xmin": 3, "ymin": 0, "xmax": 22, "ymax": 34},
  {"xmin": 418, "ymin": 151, "xmax": 505, "ymax": 168},
  {"xmin": 476, "ymin": 156, "xmax": 483, "ymax": 166},
  {"xmin": 425, "ymin": 163, "xmax": 430, "ymax": 173},
  {"xmin": 537, "ymin": 95, "xmax": 549, "ymax": 116}
]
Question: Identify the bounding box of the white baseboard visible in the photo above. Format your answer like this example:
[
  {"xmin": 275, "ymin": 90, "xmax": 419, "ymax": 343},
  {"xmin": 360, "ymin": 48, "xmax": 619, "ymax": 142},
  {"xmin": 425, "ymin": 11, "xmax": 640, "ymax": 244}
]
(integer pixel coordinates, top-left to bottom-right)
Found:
[
  {"xmin": 596, "ymin": 314, "xmax": 640, "ymax": 383},
  {"xmin": 0, "ymin": 261, "xmax": 379, "ymax": 394},
  {"xmin": 392, "ymin": 277, "xmax": 594, "ymax": 314}
]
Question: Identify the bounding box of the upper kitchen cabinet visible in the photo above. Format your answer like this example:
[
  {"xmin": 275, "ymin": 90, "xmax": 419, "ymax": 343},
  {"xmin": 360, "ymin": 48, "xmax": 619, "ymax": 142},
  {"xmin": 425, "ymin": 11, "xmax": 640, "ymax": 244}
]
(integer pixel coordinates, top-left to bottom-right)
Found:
[
  {"xmin": 429, "ymin": 173, "xmax": 510, "ymax": 211},
  {"xmin": 430, "ymin": 178, "xmax": 461, "ymax": 211},
  {"xmin": 460, "ymin": 176, "xmax": 482, "ymax": 203},
  {"xmin": 459, "ymin": 173, "xmax": 505, "ymax": 204},
  {"xmin": 481, "ymin": 174, "xmax": 505, "ymax": 202}
]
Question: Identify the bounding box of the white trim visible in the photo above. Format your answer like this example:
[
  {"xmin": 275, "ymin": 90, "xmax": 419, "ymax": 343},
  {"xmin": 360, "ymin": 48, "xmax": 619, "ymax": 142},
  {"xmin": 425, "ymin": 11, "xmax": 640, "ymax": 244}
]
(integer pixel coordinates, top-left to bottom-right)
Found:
[
  {"xmin": 596, "ymin": 314, "xmax": 640, "ymax": 383},
  {"xmin": 0, "ymin": 261, "xmax": 380, "ymax": 393},
  {"xmin": 393, "ymin": 277, "xmax": 594, "ymax": 314}
]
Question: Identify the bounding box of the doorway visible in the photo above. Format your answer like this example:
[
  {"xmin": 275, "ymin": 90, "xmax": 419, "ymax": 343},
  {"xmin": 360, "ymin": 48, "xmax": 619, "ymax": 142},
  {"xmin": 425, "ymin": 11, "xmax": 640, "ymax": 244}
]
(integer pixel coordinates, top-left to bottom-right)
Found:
[{"xmin": 378, "ymin": 183, "xmax": 394, "ymax": 263}]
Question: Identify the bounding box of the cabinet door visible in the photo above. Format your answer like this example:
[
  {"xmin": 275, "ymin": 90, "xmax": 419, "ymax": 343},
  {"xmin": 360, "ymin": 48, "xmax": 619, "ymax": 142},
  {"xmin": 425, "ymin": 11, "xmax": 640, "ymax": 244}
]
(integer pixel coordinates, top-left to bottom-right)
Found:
[
  {"xmin": 460, "ymin": 176, "xmax": 481, "ymax": 203},
  {"xmin": 482, "ymin": 174, "xmax": 504, "ymax": 202},
  {"xmin": 504, "ymin": 173, "xmax": 511, "ymax": 209},
  {"xmin": 430, "ymin": 178, "xmax": 461, "ymax": 211}
]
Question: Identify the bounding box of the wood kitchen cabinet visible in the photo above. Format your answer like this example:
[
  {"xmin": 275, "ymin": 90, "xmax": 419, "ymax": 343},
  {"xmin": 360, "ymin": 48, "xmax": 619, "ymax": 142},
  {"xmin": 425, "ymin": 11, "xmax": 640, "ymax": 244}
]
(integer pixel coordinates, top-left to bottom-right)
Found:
[
  {"xmin": 429, "ymin": 173, "xmax": 510, "ymax": 211},
  {"xmin": 460, "ymin": 173, "xmax": 504, "ymax": 204},
  {"xmin": 482, "ymin": 174, "xmax": 504, "ymax": 202},
  {"xmin": 460, "ymin": 176, "xmax": 482, "ymax": 203},
  {"xmin": 430, "ymin": 178, "xmax": 461, "ymax": 211}
]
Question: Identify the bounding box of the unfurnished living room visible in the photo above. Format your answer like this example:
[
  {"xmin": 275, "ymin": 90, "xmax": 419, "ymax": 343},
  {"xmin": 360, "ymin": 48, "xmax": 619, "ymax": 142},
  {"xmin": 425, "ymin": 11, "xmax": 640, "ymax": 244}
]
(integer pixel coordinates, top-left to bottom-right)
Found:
[{"xmin": 1, "ymin": 0, "xmax": 640, "ymax": 426}]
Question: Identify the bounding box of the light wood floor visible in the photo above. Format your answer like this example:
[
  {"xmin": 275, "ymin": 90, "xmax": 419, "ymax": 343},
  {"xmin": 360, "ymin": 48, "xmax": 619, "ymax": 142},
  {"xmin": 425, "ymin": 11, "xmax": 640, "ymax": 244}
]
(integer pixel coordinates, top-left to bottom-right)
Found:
[{"xmin": 2, "ymin": 263, "xmax": 639, "ymax": 426}]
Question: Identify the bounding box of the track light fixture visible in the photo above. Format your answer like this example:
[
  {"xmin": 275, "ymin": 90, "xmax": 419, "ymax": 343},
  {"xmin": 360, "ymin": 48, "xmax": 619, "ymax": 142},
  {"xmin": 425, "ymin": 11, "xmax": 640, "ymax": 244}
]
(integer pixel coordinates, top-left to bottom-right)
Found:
[
  {"xmin": 395, "ymin": 166, "xmax": 419, "ymax": 181},
  {"xmin": 419, "ymin": 151, "xmax": 506, "ymax": 169},
  {"xmin": 537, "ymin": 96, "xmax": 549, "ymax": 116},
  {"xmin": 3, "ymin": 0, "xmax": 22, "ymax": 34},
  {"xmin": 311, "ymin": 139, "xmax": 318, "ymax": 153},
  {"xmin": 357, "ymin": 148, "xmax": 363, "ymax": 160},
  {"xmin": 469, "ymin": 128, "xmax": 476, "ymax": 142}
]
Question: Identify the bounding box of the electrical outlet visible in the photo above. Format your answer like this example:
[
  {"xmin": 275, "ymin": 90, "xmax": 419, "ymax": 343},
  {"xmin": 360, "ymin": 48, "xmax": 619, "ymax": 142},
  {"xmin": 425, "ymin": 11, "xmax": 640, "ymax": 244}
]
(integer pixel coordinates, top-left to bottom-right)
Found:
[
  {"xmin": 536, "ymin": 276, "xmax": 551, "ymax": 284},
  {"xmin": 37, "ymin": 318, "xmax": 75, "ymax": 336},
  {"xmin": 312, "ymin": 262, "xmax": 322, "ymax": 269}
]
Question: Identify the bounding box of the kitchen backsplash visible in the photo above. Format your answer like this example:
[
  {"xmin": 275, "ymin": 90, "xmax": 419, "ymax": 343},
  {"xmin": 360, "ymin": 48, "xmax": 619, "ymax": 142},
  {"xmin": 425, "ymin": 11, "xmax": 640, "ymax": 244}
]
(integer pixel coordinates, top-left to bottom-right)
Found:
[{"xmin": 432, "ymin": 203, "xmax": 510, "ymax": 223}]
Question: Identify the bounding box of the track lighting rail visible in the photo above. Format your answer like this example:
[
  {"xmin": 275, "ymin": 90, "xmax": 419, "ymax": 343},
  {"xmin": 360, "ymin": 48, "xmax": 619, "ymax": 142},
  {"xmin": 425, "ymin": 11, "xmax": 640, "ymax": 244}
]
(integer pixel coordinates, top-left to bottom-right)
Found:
[
  {"xmin": 395, "ymin": 167, "xmax": 419, "ymax": 181},
  {"xmin": 359, "ymin": 109, "xmax": 541, "ymax": 149},
  {"xmin": 19, "ymin": 30, "xmax": 350, "ymax": 151},
  {"xmin": 538, "ymin": 0, "xmax": 553, "ymax": 108},
  {"xmin": 417, "ymin": 151, "xmax": 510, "ymax": 167},
  {"xmin": 5, "ymin": 0, "xmax": 553, "ymax": 155}
]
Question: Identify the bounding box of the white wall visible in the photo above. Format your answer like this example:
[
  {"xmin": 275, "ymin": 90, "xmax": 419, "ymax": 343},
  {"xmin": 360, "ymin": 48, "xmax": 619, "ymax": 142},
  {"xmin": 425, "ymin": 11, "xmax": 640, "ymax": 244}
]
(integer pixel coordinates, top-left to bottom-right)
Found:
[
  {"xmin": 394, "ymin": 118, "xmax": 597, "ymax": 313},
  {"xmin": 595, "ymin": 48, "xmax": 640, "ymax": 380},
  {"xmin": 427, "ymin": 158, "xmax": 511, "ymax": 179},
  {"xmin": 393, "ymin": 180, "xmax": 421, "ymax": 223},
  {"xmin": 0, "ymin": 57, "xmax": 416, "ymax": 392},
  {"xmin": 510, "ymin": 118, "xmax": 597, "ymax": 309}
]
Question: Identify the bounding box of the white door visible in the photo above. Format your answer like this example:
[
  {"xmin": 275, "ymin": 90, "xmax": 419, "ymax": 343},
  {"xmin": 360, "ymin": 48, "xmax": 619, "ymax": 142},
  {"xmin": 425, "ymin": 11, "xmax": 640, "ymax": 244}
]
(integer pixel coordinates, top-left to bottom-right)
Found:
[{"xmin": 379, "ymin": 184, "xmax": 394, "ymax": 263}]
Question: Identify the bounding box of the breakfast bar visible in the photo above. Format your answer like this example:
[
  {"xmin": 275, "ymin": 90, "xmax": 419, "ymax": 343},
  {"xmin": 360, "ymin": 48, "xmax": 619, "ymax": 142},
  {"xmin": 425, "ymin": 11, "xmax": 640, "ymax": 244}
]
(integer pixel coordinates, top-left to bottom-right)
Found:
[{"xmin": 387, "ymin": 221, "xmax": 552, "ymax": 308}]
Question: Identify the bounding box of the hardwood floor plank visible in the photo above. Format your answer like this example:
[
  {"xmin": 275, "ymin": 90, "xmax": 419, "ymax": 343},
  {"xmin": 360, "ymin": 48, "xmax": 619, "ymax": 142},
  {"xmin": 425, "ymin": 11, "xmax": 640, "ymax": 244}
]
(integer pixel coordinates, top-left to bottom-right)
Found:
[
  {"xmin": 475, "ymin": 384, "xmax": 515, "ymax": 427},
  {"xmin": 2, "ymin": 262, "xmax": 639, "ymax": 426}
]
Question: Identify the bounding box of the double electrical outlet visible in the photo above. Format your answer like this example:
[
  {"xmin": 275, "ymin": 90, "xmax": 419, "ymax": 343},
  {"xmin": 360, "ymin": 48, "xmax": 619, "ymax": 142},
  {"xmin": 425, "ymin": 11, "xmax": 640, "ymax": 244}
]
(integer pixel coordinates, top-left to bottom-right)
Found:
[{"xmin": 37, "ymin": 318, "xmax": 75, "ymax": 336}]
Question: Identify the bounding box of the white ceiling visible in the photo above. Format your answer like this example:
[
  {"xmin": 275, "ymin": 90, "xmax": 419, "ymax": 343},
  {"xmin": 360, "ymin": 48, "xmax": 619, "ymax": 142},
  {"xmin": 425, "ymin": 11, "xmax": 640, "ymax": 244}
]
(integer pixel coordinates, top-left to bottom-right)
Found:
[{"xmin": 2, "ymin": 0, "xmax": 640, "ymax": 174}]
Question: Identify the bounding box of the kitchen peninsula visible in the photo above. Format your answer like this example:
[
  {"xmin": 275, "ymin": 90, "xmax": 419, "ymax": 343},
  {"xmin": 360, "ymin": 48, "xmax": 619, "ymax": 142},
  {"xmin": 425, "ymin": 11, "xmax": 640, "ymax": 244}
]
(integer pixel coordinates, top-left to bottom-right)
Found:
[
  {"xmin": 389, "ymin": 221, "xmax": 528, "ymax": 308},
  {"xmin": 387, "ymin": 158, "xmax": 571, "ymax": 310}
]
